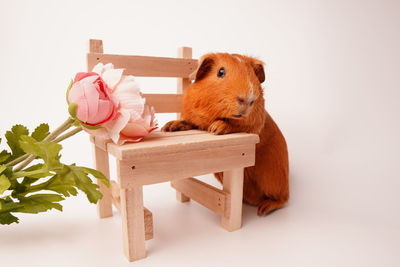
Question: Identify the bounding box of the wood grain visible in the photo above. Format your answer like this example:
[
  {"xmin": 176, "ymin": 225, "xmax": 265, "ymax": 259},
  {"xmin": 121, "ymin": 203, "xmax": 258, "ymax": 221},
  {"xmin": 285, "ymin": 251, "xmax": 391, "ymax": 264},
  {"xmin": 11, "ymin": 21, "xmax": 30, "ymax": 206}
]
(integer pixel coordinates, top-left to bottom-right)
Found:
[
  {"xmin": 107, "ymin": 131, "xmax": 259, "ymax": 160},
  {"xmin": 174, "ymin": 47, "xmax": 193, "ymax": 201},
  {"xmin": 110, "ymin": 181, "xmax": 153, "ymax": 240},
  {"xmin": 144, "ymin": 93, "xmax": 182, "ymax": 113},
  {"xmin": 120, "ymin": 185, "xmax": 146, "ymax": 261},
  {"xmin": 93, "ymin": 144, "xmax": 113, "ymax": 218},
  {"xmin": 116, "ymin": 143, "xmax": 255, "ymax": 187},
  {"xmin": 87, "ymin": 52, "xmax": 197, "ymax": 78},
  {"xmin": 221, "ymin": 168, "xmax": 244, "ymax": 231},
  {"xmin": 172, "ymin": 178, "xmax": 228, "ymax": 216}
]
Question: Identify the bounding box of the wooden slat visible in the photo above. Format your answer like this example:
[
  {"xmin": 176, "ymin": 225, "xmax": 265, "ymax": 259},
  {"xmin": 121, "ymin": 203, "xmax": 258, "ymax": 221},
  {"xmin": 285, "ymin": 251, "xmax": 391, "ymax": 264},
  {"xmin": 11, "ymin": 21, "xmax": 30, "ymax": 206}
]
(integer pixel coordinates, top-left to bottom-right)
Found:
[
  {"xmin": 93, "ymin": 143, "xmax": 113, "ymax": 218},
  {"xmin": 221, "ymin": 168, "xmax": 244, "ymax": 231},
  {"xmin": 116, "ymin": 143, "xmax": 256, "ymax": 187},
  {"xmin": 89, "ymin": 130, "xmax": 210, "ymax": 152},
  {"xmin": 143, "ymin": 93, "xmax": 182, "ymax": 113},
  {"xmin": 174, "ymin": 47, "xmax": 192, "ymax": 203},
  {"xmin": 177, "ymin": 47, "xmax": 192, "ymax": 93},
  {"xmin": 120, "ymin": 185, "xmax": 146, "ymax": 261},
  {"xmin": 108, "ymin": 132, "xmax": 259, "ymax": 160},
  {"xmin": 88, "ymin": 39, "xmax": 103, "ymax": 54},
  {"xmin": 110, "ymin": 181, "xmax": 153, "ymax": 240},
  {"xmin": 143, "ymin": 208, "xmax": 154, "ymax": 241},
  {"xmin": 88, "ymin": 40, "xmax": 103, "ymax": 75},
  {"xmin": 171, "ymin": 178, "xmax": 228, "ymax": 216},
  {"xmin": 145, "ymin": 129, "xmax": 209, "ymax": 139},
  {"xmin": 176, "ymin": 47, "xmax": 192, "ymax": 119},
  {"xmin": 111, "ymin": 180, "xmax": 121, "ymax": 208},
  {"xmin": 87, "ymin": 52, "xmax": 198, "ymax": 78}
]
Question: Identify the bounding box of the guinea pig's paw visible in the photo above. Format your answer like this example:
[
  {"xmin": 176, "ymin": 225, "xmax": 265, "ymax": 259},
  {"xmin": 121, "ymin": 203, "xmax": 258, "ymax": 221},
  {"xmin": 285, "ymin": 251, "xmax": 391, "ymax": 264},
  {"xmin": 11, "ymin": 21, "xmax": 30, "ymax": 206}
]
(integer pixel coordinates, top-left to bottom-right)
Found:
[
  {"xmin": 162, "ymin": 120, "xmax": 195, "ymax": 132},
  {"xmin": 208, "ymin": 120, "xmax": 231, "ymax": 135},
  {"xmin": 257, "ymin": 199, "xmax": 282, "ymax": 216}
]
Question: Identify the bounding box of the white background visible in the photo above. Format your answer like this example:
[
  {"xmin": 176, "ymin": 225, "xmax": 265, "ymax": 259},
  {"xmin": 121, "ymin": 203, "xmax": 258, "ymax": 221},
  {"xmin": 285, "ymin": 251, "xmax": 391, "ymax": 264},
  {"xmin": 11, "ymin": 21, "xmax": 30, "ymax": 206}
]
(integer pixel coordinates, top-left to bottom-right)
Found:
[{"xmin": 1, "ymin": 0, "xmax": 399, "ymax": 266}]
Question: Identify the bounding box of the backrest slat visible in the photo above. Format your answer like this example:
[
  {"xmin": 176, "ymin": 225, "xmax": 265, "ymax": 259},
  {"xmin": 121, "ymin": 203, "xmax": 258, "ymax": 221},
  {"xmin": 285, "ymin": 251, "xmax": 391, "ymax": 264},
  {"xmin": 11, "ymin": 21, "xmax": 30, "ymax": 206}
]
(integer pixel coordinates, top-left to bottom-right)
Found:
[
  {"xmin": 87, "ymin": 53, "xmax": 198, "ymax": 78},
  {"xmin": 176, "ymin": 47, "xmax": 192, "ymax": 119},
  {"xmin": 144, "ymin": 94, "xmax": 182, "ymax": 113},
  {"xmin": 86, "ymin": 39, "xmax": 193, "ymax": 114}
]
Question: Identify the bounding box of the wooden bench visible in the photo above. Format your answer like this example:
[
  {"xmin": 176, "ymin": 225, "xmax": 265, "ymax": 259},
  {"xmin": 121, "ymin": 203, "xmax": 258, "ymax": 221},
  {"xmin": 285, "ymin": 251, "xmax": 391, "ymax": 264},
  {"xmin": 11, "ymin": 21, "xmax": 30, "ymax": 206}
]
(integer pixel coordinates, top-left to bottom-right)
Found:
[{"xmin": 88, "ymin": 39, "xmax": 259, "ymax": 261}]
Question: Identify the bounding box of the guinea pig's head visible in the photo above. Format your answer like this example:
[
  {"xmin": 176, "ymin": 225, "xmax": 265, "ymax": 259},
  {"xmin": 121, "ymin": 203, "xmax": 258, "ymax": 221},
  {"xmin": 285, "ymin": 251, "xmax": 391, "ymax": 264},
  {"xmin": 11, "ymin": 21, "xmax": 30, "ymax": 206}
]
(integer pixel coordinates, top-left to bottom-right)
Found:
[{"xmin": 193, "ymin": 53, "xmax": 265, "ymax": 120}]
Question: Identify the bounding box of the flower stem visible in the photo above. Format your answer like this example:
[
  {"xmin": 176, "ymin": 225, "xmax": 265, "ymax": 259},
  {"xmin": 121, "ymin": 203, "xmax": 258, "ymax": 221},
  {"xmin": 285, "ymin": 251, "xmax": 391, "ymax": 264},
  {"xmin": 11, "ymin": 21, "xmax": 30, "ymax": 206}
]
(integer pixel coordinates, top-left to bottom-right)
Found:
[
  {"xmin": 53, "ymin": 127, "xmax": 83, "ymax": 143},
  {"xmin": 43, "ymin": 117, "xmax": 76, "ymax": 142},
  {"xmin": 6, "ymin": 125, "xmax": 82, "ymax": 169},
  {"xmin": 13, "ymin": 118, "xmax": 75, "ymax": 172},
  {"xmin": 12, "ymin": 168, "xmax": 49, "ymax": 179},
  {"xmin": 6, "ymin": 154, "xmax": 29, "ymax": 167}
]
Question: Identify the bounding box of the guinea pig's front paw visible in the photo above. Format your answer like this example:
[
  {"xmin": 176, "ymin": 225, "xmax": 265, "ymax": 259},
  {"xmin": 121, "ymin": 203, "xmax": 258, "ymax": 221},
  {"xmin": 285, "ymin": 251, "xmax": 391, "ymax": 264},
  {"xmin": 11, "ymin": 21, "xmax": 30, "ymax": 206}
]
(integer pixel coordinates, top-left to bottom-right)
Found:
[
  {"xmin": 208, "ymin": 120, "xmax": 232, "ymax": 135},
  {"xmin": 162, "ymin": 120, "xmax": 197, "ymax": 132}
]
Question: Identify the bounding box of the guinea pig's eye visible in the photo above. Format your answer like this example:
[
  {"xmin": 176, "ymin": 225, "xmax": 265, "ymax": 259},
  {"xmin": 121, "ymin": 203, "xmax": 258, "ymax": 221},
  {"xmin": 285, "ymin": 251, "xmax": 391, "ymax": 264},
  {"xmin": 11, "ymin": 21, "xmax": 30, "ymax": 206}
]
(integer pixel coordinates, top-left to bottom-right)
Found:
[{"xmin": 217, "ymin": 67, "xmax": 225, "ymax": 78}]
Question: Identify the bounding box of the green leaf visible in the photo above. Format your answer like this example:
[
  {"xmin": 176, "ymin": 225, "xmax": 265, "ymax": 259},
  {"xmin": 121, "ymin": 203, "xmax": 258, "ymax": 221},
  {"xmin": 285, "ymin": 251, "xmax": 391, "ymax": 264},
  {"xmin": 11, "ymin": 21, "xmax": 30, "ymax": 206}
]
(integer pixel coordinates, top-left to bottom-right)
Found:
[
  {"xmin": 63, "ymin": 164, "xmax": 102, "ymax": 203},
  {"xmin": 0, "ymin": 212, "xmax": 19, "ymax": 224},
  {"xmin": 0, "ymin": 150, "xmax": 11, "ymax": 163},
  {"xmin": 19, "ymin": 136, "xmax": 63, "ymax": 171},
  {"xmin": 0, "ymin": 164, "xmax": 6, "ymax": 174},
  {"xmin": 12, "ymin": 168, "xmax": 53, "ymax": 179},
  {"xmin": 21, "ymin": 163, "xmax": 51, "ymax": 179},
  {"xmin": 0, "ymin": 174, "xmax": 11, "ymax": 194},
  {"xmin": 0, "ymin": 165, "xmax": 11, "ymax": 194},
  {"xmin": 31, "ymin": 123, "xmax": 50, "ymax": 141},
  {"xmin": 47, "ymin": 174, "xmax": 78, "ymax": 197},
  {"xmin": 16, "ymin": 194, "xmax": 64, "ymax": 213},
  {"xmin": 81, "ymin": 167, "xmax": 109, "ymax": 187},
  {"xmin": 0, "ymin": 197, "xmax": 23, "ymax": 213},
  {"xmin": 5, "ymin": 124, "xmax": 29, "ymax": 160}
]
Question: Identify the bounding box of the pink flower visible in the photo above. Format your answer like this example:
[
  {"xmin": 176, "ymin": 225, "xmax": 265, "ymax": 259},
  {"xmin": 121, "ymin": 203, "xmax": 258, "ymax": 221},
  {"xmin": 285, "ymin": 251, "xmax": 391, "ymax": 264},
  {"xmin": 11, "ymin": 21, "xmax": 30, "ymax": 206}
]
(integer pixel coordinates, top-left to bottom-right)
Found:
[
  {"xmin": 86, "ymin": 63, "xmax": 157, "ymax": 144},
  {"xmin": 68, "ymin": 72, "xmax": 117, "ymax": 126}
]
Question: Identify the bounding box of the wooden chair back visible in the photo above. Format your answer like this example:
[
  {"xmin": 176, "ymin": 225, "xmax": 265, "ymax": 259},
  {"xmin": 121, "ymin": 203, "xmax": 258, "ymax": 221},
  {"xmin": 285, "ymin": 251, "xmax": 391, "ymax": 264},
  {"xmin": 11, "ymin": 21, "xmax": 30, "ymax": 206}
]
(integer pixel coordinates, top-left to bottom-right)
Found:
[{"xmin": 87, "ymin": 39, "xmax": 198, "ymax": 113}]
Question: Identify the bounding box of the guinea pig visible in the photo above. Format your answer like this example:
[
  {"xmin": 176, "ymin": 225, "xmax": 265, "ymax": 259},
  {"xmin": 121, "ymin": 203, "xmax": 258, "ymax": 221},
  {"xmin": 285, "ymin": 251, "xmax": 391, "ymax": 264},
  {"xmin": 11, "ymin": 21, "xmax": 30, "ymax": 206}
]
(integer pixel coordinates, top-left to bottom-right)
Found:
[{"xmin": 162, "ymin": 53, "xmax": 289, "ymax": 216}]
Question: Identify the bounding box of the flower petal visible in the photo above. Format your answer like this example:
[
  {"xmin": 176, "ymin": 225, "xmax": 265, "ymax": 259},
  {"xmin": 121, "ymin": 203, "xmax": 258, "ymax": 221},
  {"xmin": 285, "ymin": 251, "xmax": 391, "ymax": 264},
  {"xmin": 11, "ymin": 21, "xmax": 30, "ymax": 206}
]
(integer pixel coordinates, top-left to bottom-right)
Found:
[
  {"xmin": 113, "ymin": 76, "xmax": 145, "ymax": 116},
  {"xmin": 142, "ymin": 105, "xmax": 157, "ymax": 129},
  {"xmin": 117, "ymin": 135, "xmax": 144, "ymax": 145},
  {"xmin": 74, "ymin": 72, "xmax": 98, "ymax": 82},
  {"xmin": 102, "ymin": 63, "xmax": 114, "ymax": 72},
  {"xmin": 92, "ymin": 63, "xmax": 105, "ymax": 75},
  {"xmin": 68, "ymin": 82, "xmax": 85, "ymax": 103},
  {"xmin": 103, "ymin": 109, "xmax": 131, "ymax": 144},
  {"xmin": 93, "ymin": 100, "xmax": 114, "ymax": 124},
  {"xmin": 76, "ymin": 98, "xmax": 89, "ymax": 123},
  {"xmin": 83, "ymin": 83, "xmax": 100, "ymax": 123},
  {"xmin": 115, "ymin": 75, "xmax": 141, "ymax": 94},
  {"xmin": 102, "ymin": 68, "xmax": 124, "ymax": 90},
  {"xmin": 121, "ymin": 122, "xmax": 149, "ymax": 137}
]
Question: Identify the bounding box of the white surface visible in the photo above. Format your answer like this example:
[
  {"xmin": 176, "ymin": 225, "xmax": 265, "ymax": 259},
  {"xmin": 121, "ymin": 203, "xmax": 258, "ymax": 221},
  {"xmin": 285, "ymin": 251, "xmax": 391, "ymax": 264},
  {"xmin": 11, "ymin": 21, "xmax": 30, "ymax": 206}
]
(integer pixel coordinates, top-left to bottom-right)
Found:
[{"xmin": 1, "ymin": 0, "xmax": 399, "ymax": 266}]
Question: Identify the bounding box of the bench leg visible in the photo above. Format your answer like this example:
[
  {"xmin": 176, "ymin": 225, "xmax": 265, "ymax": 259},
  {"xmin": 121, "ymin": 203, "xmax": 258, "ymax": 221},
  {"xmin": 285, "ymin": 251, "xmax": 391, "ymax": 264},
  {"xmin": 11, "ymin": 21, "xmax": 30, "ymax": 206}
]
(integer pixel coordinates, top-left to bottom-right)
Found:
[
  {"xmin": 120, "ymin": 186, "xmax": 146, "ymax": 261},
  {"xmin": 221, "ymin": 168, "xmax": 244, "ymax": 231},
  {"xmin": 93, "ymin": 144, "xmax": 113, "ymax": 218},
  {"xmin": 176, "ymin": 190, "xmax": 190, "ymax": 202},
  {"xmin": 172, "ymin": 180, "xmax": 190, "ymax": 202}
]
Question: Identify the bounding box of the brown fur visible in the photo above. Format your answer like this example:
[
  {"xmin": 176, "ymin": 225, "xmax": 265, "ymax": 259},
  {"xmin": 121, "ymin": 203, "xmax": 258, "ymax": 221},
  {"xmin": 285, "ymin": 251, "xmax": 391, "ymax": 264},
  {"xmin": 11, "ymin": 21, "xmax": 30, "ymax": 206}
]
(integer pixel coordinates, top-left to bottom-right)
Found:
[{"xmin": 162, "ymin": 53, "xmax": 289, "ymax": 215}]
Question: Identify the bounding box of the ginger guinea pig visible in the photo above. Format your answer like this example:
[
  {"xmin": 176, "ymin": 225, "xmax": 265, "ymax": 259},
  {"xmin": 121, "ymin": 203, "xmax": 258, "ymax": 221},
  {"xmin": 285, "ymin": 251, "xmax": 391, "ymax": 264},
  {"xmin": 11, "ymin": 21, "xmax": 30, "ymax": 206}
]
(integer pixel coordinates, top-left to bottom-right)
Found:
[{"xmin": 162, "ymin": 53, "xmax": 289, "ymax": 215}]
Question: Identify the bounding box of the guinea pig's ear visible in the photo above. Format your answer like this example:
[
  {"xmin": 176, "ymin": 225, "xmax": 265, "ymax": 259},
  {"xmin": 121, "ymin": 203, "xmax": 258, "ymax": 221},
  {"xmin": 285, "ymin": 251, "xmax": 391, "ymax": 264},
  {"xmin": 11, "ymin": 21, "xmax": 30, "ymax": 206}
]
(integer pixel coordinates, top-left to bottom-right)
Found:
[
  {"xmin": 253, "ymin": 63, "xmax": 265, "ymax": 84},
  {"xmin": 194, "ymin": 55, "xmax": 214, "ymax": 82},
  {"xmin": 235, "ymin": 55, "xmax": 265, "ymax": 84}
]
